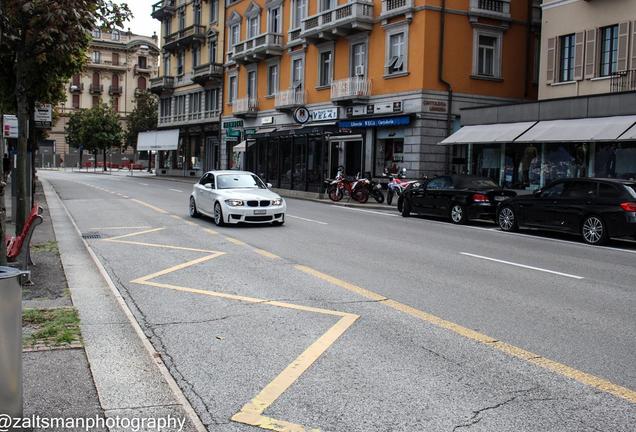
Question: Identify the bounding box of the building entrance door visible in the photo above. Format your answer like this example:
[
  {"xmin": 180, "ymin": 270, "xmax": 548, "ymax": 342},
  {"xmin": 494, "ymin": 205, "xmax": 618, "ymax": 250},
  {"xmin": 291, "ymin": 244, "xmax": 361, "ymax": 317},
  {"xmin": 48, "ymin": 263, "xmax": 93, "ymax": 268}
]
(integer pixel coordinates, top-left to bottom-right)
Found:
[{"xmin": 328, "ymin": 136, "xmax": 363, "ymax": 178}]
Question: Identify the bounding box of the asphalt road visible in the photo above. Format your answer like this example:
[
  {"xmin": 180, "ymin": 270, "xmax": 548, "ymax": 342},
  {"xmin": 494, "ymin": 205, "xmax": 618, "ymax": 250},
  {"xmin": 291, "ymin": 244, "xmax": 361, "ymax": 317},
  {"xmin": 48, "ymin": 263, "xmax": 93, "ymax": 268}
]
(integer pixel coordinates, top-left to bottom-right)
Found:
[{"xmin": 40, "ymin": 170, "xmax": 636, "ymax": 432}]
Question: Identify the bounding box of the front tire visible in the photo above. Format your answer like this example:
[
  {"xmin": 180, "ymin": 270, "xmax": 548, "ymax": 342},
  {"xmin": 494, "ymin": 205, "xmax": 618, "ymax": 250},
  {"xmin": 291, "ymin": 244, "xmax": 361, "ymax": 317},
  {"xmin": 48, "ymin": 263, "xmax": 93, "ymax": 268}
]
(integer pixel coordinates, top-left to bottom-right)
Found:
[
  {"xmin": 582, "ymin": 215, "xmax": 607, "ymax": 245},
  {"xmin": 498, "ymin": 206, "xmax": 518, "ymax": 232},
  {"xmin": 450, "ymin": 204, "xmax": 467, "ymax": 224},
  {"xmin": 189, "ymin": 196, "xmax": 200, "ymax": 218},
  {"xmin": 353, "ymin": 189, "xmax": 369, "ymax": 204},
  {"xmin": 213, "ymin": 202, "xmax": 225, "ymax": 227},
  {"xmin": 328, "ymin": 186, "xmax": 343, "ymax": 202},
  {"xmin": 373, "ymin": 190, "xmax": 385, "ymax": 204},
  {"xmin": 387, "ymin": 190, "xmax": 394, "ymax": 206},
  {"xmin": 401, "ymin": 198, "xmax": 411, "ymax": 217}
]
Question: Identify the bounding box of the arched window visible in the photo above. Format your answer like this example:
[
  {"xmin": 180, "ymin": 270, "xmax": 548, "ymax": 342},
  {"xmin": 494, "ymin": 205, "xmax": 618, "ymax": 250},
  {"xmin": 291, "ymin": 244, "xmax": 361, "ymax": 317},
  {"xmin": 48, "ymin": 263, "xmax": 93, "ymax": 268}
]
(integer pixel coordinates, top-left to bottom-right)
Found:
[{"xmin": 137, "ymin": 76, "xmax": 147, "ymax": 91}]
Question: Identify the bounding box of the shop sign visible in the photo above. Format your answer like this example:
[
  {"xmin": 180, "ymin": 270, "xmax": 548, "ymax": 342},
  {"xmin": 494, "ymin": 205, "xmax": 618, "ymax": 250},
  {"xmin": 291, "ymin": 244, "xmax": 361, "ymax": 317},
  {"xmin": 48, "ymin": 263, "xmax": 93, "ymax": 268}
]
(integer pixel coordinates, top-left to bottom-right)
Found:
[
  {"xmin": 244, "ymin": 128, "xmax": 257, "ymax": 136},
  {"xmin": 261, "ymin": 116, "xmax": 274, "ymax": 125},
  {"xmin": 293, "ymin": 106, "xmax": 310, "ymax": 124},
  {"xmin": 347, "ymin": 101, "xmax": 403, "ymax": 117},
  {"xmin": 423, "ymin": 100, "xmax": 448, "ymax": 113},
  {"xmin": 223, "ymin": 120, "xmax": 244, "ymax": 129},
  {"xmin": 309, "ymin": 107, "xmax": 338, "ymax": 122},
  {"xmin": 34, "ymin": 103, "xmax": 52, "ymax": 128},
  {"xmin": 2, "ymin": 115, "xmax": 18, "ymax": 138},
  {"xmin": 227, "ymin": 128, "xmax": 241, "ymax": 138},
  {"xmin": 337, "ymin": 116, "xmax": 410, "ymax": 129}
]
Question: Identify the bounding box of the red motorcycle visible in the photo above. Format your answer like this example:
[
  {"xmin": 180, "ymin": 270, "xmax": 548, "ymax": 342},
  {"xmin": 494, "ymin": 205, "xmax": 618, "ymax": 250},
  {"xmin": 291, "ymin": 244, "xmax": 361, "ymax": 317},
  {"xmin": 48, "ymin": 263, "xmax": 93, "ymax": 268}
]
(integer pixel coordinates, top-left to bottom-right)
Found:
[
  {"xmin": 385, "ymin": 168, "xmax": 418, "ymax": 206},
  {"xmin": 325, "ymin": 166, "xmax": 370, "ymax": 203}
]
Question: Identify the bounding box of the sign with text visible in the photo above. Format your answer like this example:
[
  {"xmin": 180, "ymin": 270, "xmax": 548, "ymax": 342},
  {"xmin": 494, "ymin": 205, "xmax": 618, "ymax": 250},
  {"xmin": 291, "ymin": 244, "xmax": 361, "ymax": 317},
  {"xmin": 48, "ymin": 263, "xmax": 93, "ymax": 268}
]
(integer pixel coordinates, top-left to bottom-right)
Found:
[
  {"xmin": 337, "ymin": 116, "xmax": 411, "ymax": 129},
  {"xmin": 34, "ymin": 104, "xmax": 53, "ymax": 128},
  {"xmin": 309, "ymin": 107, "xmax": 339, "ymax": 122},
  {"xmin": 2, "ymin": 115, "xmax": 18, "ymax": 138}
]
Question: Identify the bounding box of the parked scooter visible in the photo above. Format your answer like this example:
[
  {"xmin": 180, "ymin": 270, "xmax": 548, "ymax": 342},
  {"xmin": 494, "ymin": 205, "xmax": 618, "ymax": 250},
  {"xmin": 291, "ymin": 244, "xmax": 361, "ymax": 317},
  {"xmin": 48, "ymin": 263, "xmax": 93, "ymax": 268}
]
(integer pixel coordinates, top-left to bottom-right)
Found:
[{"xmin": 385, "ymin": 168, "xmax": 418, "ymax": 206}]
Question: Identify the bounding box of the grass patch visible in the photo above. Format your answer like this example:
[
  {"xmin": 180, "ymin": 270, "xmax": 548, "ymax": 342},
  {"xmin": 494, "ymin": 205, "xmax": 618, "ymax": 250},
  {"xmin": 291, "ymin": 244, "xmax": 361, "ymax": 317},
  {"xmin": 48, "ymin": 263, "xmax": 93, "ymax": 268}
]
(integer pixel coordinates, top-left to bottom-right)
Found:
[
  {"xmin": 23, "ymin": 308, "xmax": 81, "ymax": 349},
  {"xmin": 31, "ymin": 241, "xmax": 59, "ymax": 253}
]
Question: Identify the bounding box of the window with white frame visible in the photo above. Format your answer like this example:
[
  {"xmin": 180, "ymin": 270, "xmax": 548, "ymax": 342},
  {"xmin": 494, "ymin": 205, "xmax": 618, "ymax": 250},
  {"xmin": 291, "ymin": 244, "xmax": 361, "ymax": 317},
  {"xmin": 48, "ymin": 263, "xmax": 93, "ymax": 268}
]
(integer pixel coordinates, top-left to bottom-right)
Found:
[
  {"xmin": 92, "ymin": 29, "xmax": 101, "ymax": 39},
  {"xmin": 319, "ymin": 0, "xmax": 334, "ymax": 12},
  {"xmin": 472, "ymin": 29, "xmax": 502, "ymax": 78},
  {"xmin": 192, "ymin": 45, "xmax": 200, "ymax": 68},
  {"xmin": 194, "ymin": 2, "xmax": 202, "ymax": 25},
  {"xmin": 210, "ymin": 0, "xmax": 219, "ymax": 23},
  {"xmin": 178, "ymin": 8, "xmax": 186, "ymax": 30},
  {"xmin": 164, "ymin": 19, "xmax": 171, "ymax": 37},
  {"xmin": 177, "ymin": 50, "xmax": 185, "ymax": 76},
  {"xmin": 91, "ymin": 51, "xmax": 102, "ymax": 64},
  {"xmin": 319, "ymin": 49, "xmax": 333, "ymax": 87},
  {"xmin": 385, "ymin": 25, "xmax": 408, "ymax": 76},
  {"xmin": 205, "ymin": 88, "xmax": 219, "ymax": 112},
  {"xmin": 229, "ymin": 75, "xmax": 238, "ymax": 103},
  {"xmin": 247, "ymin": 69, "xmax": 257, "ymax": 99},
  {"xmin": 269, "ymin": 7, "xmax": 281, "ymax": 33},
  {"xmin": 230, "ymin": 24, "xmax": 240, "ymax": 48},
  {"xmin": 191, "ymin": 92, "xmax": 202, "ymax": 115},
  {"xmin": 351, "ymin": 42, "xmax": 366, "ymax": 77},
  {"xmin": 163, "ymin": 55, "xmax": 171, "ymax": 75},
  {"xmin": 248, "ymin": 15, "xmax": 260, "ymax": 38},
  {"xmin": 267, "ymin": 63, "xmax": 279, "ymax": 96},
  {"xmin": 208, "ymin": 37, "xmax": 217, "ymax": 63},
  {"xmin": 111, "ymin": 30, "xmax": 120, "ymax": 41},
  {"xmin": 292, "ymin": 57, "xmax": 304, "ymax": 87},
  {"xmin": 292, "ymin": 0, "xmax": 306, "ymax": 29}
]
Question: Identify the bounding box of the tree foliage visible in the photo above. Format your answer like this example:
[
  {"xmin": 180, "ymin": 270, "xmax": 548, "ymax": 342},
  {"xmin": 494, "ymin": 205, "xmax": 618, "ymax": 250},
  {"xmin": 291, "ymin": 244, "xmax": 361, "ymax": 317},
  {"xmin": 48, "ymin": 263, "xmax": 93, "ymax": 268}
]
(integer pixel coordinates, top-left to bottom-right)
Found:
[{"xmin": 125, "ymin": 91, "xmax": 158, "ymax": 149}]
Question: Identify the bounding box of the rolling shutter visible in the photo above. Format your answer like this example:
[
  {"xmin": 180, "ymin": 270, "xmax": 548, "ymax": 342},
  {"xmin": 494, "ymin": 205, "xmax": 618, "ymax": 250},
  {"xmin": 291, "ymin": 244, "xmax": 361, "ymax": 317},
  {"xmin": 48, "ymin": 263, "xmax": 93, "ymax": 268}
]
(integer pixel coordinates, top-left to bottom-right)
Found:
[
  {"xmin": 574, "ymin": 32, "xmax": 585, "ymax": 80},
  {"xmin": 584, "ymin": 29, "xmax": 597, "ymax": 79},
  {"xmin": 617, "ymin": 21, "xmax": 630, "ymax": 72},
  {"xmin": 546, "ymin": 37, "xmax": 556, "ymax": 84}
]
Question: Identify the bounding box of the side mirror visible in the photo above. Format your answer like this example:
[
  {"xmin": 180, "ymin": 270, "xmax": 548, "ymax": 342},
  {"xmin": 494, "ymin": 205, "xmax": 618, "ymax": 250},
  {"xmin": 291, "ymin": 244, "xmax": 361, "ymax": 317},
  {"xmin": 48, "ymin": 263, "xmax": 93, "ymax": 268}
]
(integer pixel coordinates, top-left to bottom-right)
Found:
[
  {"xmin": 267, "ymin": 182, "xmax": 273, "ymax": 189},
  {"xmin": 204, "ymin": 183, "xmax": 213, "ymax": 189},
  {"xmin": 533, "ymin": 189, "xmax": 542, "ymax": 197}
]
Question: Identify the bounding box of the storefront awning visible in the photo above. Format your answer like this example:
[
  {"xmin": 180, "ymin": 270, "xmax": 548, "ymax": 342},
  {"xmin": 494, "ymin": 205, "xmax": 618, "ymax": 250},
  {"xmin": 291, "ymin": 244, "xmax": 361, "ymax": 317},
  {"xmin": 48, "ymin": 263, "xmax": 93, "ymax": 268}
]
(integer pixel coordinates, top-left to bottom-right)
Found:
[
  {"xmin": 618, "ymin": 122, "xmax": 636, "ymax": 140},
  {"xmin": 439, "ymin": 121, "xmax": 536, "ymax": 145},
  {"xmin": 233, "ymin": 141, "xmax": 247, "ymax": 152},
  {"xmin": 255, "ymin": 127, "xmax": 277, "ymax": 135},
  {"xmin": 515, "ymin": 115, "xmax": 636, "ymax": 142},
  {"xmin": 137, "ymin": 129, "xmax": 179, "ymax": 151}
]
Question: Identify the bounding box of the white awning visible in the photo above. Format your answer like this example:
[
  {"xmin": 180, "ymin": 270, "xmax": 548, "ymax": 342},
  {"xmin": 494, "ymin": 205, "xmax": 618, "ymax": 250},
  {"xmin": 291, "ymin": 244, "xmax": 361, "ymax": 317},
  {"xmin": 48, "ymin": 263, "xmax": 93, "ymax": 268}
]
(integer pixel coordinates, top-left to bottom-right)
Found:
[
  {"xmin": 233, "ymin": 141, "xmax": 247, "ymax": 152},
  {"xmin": 439, "ymin": 122, "xmax": 536, "ymax": 145},
  {"xmin": 516, "ymin": 115, "xmax": 636, "ymax": 142},
  {"xmin": 137, "ymin": 129, "xmax": 179, "ymax": 151},
  {"xmin": 618, "ymin": 123, "xmax": 636, "ymax": 140}
]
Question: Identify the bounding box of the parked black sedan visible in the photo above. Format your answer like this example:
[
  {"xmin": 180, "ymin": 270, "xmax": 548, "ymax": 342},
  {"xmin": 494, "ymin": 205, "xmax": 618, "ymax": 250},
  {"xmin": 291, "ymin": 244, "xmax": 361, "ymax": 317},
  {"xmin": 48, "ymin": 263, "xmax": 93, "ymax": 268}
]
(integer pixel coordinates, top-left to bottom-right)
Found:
[
  {"xmin": 400, "ymin": 175, "xmax": 516, "ymax": 224},
  {"xmin": 497, "ymin": 178, "xmax": 636, "ymax": 245}
]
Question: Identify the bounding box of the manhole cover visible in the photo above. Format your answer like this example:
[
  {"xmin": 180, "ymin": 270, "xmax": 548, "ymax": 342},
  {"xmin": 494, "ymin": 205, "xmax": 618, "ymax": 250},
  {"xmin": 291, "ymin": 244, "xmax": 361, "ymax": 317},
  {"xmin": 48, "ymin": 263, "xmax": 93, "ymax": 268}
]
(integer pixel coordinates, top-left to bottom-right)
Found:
[{"xmin": 81, "ymin": 232, "xmax": 101, "ymax": 239}]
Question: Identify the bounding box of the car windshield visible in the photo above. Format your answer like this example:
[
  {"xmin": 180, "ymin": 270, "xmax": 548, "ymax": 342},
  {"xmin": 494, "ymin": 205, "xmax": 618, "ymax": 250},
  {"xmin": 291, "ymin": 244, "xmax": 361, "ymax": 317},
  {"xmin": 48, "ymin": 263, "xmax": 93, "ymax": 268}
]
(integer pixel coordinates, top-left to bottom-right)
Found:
[
  {"xmin": 216, "ymin": 174, "xmax": 266, "ymax": 190},
  {"xmin": 455, "ymin": 177, "xmax": 498, "ymax": 189}
]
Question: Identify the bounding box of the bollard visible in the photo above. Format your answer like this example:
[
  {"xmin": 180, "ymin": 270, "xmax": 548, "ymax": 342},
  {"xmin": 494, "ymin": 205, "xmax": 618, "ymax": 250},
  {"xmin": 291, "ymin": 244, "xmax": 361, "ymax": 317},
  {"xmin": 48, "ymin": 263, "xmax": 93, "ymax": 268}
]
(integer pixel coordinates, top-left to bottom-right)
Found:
[{"xmin": 0, "ymin": 267, "xmax": 25, "ymax": 418}]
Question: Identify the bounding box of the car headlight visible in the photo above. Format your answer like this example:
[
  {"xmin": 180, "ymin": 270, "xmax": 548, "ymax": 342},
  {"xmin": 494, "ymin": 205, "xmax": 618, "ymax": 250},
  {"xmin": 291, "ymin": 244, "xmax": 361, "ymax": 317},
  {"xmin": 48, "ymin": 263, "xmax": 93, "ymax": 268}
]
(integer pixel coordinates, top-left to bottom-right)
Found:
[
  {"xmin": 225, "ymin": 199, "xmax": 244, "ymax": 207},
  {"xmin": 272, "ymin": 198, "xmax": 283, "ymax": 206}
]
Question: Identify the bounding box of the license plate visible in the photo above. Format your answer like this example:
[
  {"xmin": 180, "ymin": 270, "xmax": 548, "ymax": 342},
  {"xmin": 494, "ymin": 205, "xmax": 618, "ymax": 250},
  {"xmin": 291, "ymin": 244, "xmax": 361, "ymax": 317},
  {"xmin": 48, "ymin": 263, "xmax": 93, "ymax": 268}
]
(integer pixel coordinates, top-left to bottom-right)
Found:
[
  {"xmin": 494, "ymin": 195, "xmax": 507, "ymax": 201},
  {"xmin": 254, "ymin": 210, "xmax": 267, "ymax": 215}
]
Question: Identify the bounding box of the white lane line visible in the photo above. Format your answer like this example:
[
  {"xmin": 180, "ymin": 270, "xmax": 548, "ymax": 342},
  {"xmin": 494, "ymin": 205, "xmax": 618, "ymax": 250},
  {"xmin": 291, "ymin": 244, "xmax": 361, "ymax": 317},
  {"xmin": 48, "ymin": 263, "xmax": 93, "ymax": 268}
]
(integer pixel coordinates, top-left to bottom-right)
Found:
[
  {"xmin": 287, "ymin": 214, "xmax": 328, "ymax": 225},
  {"xmin": 169, "ymin": 189, "xmax": 184, "ymax": 193},
  {"xmin": 89, "ymin": 226, "xmax": 152, "ymax": 230},
  {"xmin": 140, "ymin": 183, "xmax": 149, "ymax": 186},
  {"xmin": 333, "ymin": 206, "xmax": 399, "ymax": 217},
  {"xmin": 460, "ymin": 252, "xmax": 584, "ymax": 280}
]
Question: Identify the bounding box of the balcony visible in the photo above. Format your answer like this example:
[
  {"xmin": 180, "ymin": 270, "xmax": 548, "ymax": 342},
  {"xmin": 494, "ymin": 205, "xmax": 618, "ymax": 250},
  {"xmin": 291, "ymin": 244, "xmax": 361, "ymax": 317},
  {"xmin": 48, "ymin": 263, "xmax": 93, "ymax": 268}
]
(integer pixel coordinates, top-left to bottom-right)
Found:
[
  {"xmin": 232, "ymin": 97, "xmax": 258, "ymax": 117},
  {"xmin": 301, "ymin": 1, "xmax": 374, "ymax": 43},
  {"xmin": 164, "ymin": 25, "xmax": 207, "ymax": 53},
  {"xmin": 275, "ymin": 88, "xmax": 305, "ymax": 111},
  {"xmin": 610, "ymin": 70, "xmax": 636, "ymax": 93},
  {"xmin": 191, "ymin": 62, "xmax": 224, "ymax": 85},
  {"xmin": 151, "ymin": 0, "xmax": 176, "ymax": 21},
  {"xmin": 380, "ymin": 0, "xmax": 414, "ymax": 22},
  {"xmin": 89, "ymin": 84, "xmax": 103, "ymax": 95},
  {"xmin": 134, "ymin": 64, "xmax": 152, "ymax": 75},
  {"xmin": 69, "ymin": 83, "xmax": 84, "ymax": 94},
  {"xmin": 149, "ymin": 76, "xmax": 175, "ymax": 95},
  {"xmin": 287, "ymin": 28, "xmax": 304, "ymax": 48},
  {"xmin": 330, "ymin": 77, "xmax": 371, "ymax": 105},
  {"xmin": 232, "ymin": 32, "xmax": 284, "ymax": 64},
  {"xmin": 158, "ymin": 109, "xmax": 221, "ymax": 127},
  {"xmin": 109, "ymin": 85, "xmax": 123, "ymax": 96},
  {"xmin": 468, "ymin": 0, "xmax": 511, "ymax": 20}
]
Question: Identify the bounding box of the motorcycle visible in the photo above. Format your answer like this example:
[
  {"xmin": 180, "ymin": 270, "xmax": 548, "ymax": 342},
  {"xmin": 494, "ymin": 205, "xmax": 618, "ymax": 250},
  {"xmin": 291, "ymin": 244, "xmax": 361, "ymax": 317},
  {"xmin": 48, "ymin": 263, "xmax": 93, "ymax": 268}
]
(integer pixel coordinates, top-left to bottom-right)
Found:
[
  {"xmin": 324, "ymin": 166, "xmax": 369, "ymax": 203},
  {"xmin": 366, "ymin": 176, "xmax": 385, "ymax": 203},
  {"xmin": 385, "ymin": 168, "xmax": 418, "ymax": 206}
]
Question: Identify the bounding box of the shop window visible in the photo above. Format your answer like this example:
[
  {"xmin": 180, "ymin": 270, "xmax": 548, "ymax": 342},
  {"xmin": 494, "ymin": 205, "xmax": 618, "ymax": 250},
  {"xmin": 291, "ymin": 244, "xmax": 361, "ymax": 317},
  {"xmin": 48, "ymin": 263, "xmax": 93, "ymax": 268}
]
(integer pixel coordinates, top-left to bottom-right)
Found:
[
  {"xmin": 375, "ymin": 137, "xmax": 404, "ymax": 176},
  {"xmin": 473, "ymin": 144, "xmax": 502, "ymax": 184},
  {"xmin": 543, "ymin": 143, "xmax": 589, "ymax": 185},
  {"xmin": 599, "ymin": 24, "xmax": 618, "ymax": 77},
  {"xmin": 559, "ymin": 34, "xmax": 575, "ymax": 82},
  {"xmin": 595, "ymin": 142, "xmax": 636, "ymax": 179},
  {"xmin": 503, "ymin": 143, "xmax": 540, "ymax": 189}
]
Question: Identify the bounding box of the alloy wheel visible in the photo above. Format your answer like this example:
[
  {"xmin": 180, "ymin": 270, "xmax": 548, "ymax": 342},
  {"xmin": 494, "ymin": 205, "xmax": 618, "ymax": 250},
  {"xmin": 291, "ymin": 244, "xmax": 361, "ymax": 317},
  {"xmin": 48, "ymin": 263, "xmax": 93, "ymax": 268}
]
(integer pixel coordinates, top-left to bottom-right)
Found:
[
  {"xmin": 499, "ymin": 207, "xmax": 515, "ymax": 231},
  {"xmin": 582, "ymin": 216, "xmax": 604, "ymax": 244},
  {"xmin": 214, "ymin": 203, "xmax": 223, "ymax": 226},
  {"xmin": 451, "ymin": 205, "xmax": 464, "ymax": 224}
]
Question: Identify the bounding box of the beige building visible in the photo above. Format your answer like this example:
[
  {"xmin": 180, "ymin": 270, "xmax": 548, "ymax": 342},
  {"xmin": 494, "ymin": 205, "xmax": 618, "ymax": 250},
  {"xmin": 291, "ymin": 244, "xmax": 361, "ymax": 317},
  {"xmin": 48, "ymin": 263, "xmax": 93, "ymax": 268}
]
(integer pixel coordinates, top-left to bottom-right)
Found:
[
  {"xmin": 539, "ymin": 0, "xmax": 636, "ymax": 99},
  {"xmin": 48, "ymin": 29, "xmax": 160, "ymax": 166},
  {"xmin": 150, "ymin": 0, "xmax": 225, "ymax": 176}
]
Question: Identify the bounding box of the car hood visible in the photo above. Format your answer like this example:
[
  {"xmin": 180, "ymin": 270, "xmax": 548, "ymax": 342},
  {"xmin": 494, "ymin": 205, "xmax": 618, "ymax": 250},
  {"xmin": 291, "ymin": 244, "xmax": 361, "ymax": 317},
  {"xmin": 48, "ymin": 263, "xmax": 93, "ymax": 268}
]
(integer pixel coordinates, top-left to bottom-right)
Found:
[{"xmin": 215, "ymin": 188, "xmax": 281, "ymax": 200}]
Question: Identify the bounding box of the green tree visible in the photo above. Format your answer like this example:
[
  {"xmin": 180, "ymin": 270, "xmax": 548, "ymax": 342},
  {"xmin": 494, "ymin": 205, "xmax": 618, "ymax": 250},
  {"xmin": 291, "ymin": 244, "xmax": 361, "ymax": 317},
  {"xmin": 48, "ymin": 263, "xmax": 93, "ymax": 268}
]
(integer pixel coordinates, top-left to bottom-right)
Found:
[
  {"xmin": 84, "ymin": 103, "xmax": 124, "ymax": 171},
  {"xmin": 125, "ymin": 91, "xmax": 158, "ymax": 171},
  {"xmin": 65, "ymin": 109, "xmax": 89, "ymax": 168},
  {"xmin": 0, "ymin": 0, "xmax": 131, "ymax": 239}
]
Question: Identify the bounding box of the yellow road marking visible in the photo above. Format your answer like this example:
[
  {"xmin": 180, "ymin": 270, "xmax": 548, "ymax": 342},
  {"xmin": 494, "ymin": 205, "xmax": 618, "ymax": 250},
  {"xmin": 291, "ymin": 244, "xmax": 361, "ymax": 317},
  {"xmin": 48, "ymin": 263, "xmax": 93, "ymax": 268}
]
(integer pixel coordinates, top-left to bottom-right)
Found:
[
  {"xmin": 89, "ymin": 226, "xmax": 152, "ymax": 230},
  {"xmin": 131, "ymin": 198, "xmax": 168, "ymax": 214},
  {"xmin": 108, "ymin": 227, "xmax": 359, "ymax": 431},
  {"xmin": 253, "ymin": 248, "xmax": 280, "ymax": 259},
  {"xmin": 296, "ymin": 266, "xmax": 636, "ymax": 404},
  {"xmin": 225, "ymin": 236, "xmax": 246, "ymax": 246},
  {"xmin": 170, "ymin": 215, "xmax": 182, "ymax": 220},
  {"xmin": 105, "ymin": 227, "xmax": 165, "ymax": 241},
  {"xmin": 203, "ymin": 228, "xmax": 218, "ymax": 235}
]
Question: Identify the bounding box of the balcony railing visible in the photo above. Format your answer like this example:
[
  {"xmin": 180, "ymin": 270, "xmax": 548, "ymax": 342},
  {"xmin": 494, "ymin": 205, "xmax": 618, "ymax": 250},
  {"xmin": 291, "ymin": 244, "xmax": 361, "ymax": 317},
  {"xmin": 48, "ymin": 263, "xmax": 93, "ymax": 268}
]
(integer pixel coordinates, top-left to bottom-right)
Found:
[
  {"xmin": 159, "ymin": 109, "xmax": 221, "ymax": 127},
  {"xmin": 610, "ymin": 70, "xmax": 636, "ymax": 93},
  {"xmin": 275, "ymin": 88, "xmax": 305, "ymax": 111},
  {"xmin": 287, "ymin": 28, "xmax": 303, "ymax": 47},
  {"xmin": 192, "ymin": 62, "xmax": 224, "ymax": 85},
  {"xmin": 151, "ymin": 0, "xmax": 176, "ymax": 21},
  {"xmin": 149, "ymin": 76, "xmax": 175, "ymax": 95},
  {"xmin": 301, "ymin": 1, "xmax": 374, "ymax": 42},
  {"xmin": 232, "ymin": 32, "xmax": 284, "ymax": 64},
  {"xmin": 134, "ymin": 64, "xmax": 152, "ymax": 74},
  {"xmin": 232, "ymin": 97, "xmax": 258, "ymax": 117},
  {"xmin": 109, "ymin": 85, "xmax": 123, "ymax": 95},
  {"xmin": 164, "ymin": 25, "xmax": 207, "ymax": 52},
  {"xmin": 469, "ymin": 0, "xmax": 510, "ymax": 18},
  {"xmin": 89, "ymin": 84, "xmax": 103, "ymax": 95},
  {"xmin": 69, "ymin": 83, "xmax": 84, "ymax": 93},
  {"xmin": 331, "ymin": 77, "xmax": 371, "ymax": 103},
  {"xmin": 380, "ymin": 0, "xmax": 414, "ymax": 20}
]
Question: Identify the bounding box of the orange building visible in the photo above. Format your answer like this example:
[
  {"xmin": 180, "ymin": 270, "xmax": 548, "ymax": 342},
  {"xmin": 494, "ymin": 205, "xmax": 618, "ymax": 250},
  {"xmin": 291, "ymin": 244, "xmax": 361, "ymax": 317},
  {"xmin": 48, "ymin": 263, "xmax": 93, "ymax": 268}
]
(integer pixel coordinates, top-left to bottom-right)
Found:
[{"xmin": 218, "ymin": 0, "xmax": 540, "ymax": 190}]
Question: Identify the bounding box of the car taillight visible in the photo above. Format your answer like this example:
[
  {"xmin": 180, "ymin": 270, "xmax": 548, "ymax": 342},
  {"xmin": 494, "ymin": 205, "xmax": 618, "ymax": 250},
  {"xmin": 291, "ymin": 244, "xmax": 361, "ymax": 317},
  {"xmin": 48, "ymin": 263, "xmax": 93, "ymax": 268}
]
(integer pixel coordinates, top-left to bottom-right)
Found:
[
  {"xmin": 472, "ymin": 193, "xmax": 489, "ymax": 203},
  {"xmin": 620, "ymin": 202, "xmax": 636, "ymax": 212}
]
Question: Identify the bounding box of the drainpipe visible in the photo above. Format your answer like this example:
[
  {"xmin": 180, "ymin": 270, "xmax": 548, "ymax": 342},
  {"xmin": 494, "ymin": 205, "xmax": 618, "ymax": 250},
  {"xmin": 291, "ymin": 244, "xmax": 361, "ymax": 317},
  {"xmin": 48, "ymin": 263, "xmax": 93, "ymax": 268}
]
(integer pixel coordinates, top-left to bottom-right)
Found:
[
  {"xmin": 524, "ymin": 0, "xmax": 534, "ymax": 99},
  {"xmin": 438, "ymin": 0, "xmax": 453, "ymax": 170}
]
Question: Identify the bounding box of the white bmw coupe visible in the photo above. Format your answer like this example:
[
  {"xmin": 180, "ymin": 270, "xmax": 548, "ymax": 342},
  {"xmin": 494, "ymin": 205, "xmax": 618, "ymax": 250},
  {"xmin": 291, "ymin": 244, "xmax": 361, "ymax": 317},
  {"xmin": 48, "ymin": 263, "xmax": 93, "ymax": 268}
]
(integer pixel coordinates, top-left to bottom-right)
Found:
[{"xmin": 189, "ymin": 171, "xmax": 286, "ymax": 226}]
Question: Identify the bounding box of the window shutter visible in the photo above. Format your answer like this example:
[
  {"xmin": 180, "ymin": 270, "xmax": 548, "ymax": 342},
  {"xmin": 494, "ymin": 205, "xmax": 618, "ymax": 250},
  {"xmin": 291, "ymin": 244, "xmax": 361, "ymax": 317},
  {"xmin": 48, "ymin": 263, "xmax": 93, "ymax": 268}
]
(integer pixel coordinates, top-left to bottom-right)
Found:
[
  {"xmin": 617, "ymin": 21, "xmax": 630, "ymax": 72},
  {"xmin": 584, "ymin": 29, "xmax": 597, "ymax": 79},
  {"xmin": 546, "ymin": 37, "xmax": 556, "ymax": 84},
  {"xmin": 632, "ymin": 21, "xmax": 636, "ymax": 70},
  {"xmin": 574, "ymin": 32, "xmax": 585, "ymax": 80}
]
